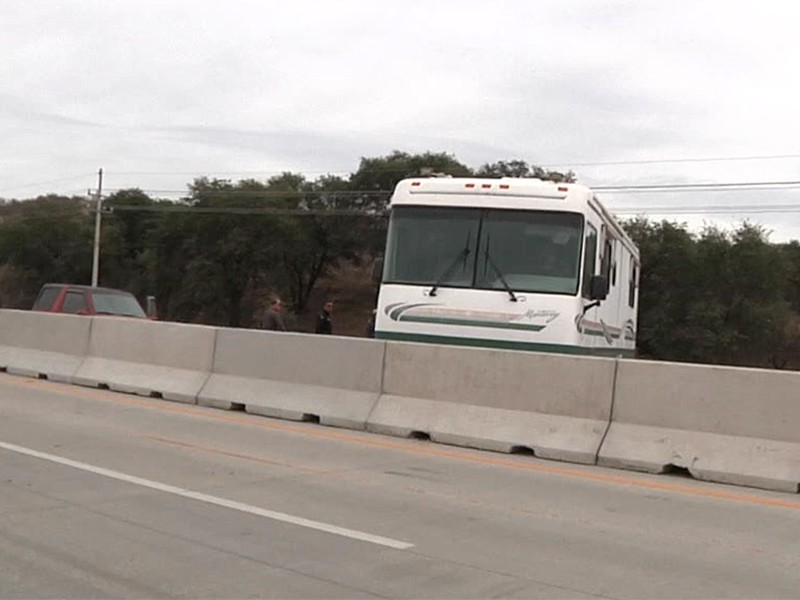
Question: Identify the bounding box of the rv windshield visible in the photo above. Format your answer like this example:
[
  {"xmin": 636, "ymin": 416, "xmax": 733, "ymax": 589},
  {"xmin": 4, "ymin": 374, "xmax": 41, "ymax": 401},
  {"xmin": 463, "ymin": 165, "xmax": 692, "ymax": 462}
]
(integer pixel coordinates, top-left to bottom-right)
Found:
[
  {"xmin": 383, "ymin": 207, "xmax": 481, "ymax": 288},
  {"xmin": 383, "ymin": 206, "xmax": 584, "ymax": 295}
]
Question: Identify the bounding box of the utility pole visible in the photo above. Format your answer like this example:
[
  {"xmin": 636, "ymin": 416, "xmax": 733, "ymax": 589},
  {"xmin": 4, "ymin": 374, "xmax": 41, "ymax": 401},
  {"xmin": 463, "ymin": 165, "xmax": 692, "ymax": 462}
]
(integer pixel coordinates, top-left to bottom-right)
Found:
[{"xmin": 91, "ymin": 168, "xmax": 104, "ymax": 287}]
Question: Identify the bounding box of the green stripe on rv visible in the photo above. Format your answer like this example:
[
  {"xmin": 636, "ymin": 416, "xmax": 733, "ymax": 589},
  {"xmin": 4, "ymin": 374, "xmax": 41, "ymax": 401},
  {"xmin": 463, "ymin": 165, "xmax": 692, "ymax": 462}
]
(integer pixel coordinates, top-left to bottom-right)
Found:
[
  {"xmin": 399, "ymin": 315, "xmax": 546, "ymax": 331},
  {"xmin": 581, "ymin": 328, "xmax": 620, "ymax": 339},
  {"xmin": 375, "ymin": 331, "xmax": 636, "ymax": 358}
]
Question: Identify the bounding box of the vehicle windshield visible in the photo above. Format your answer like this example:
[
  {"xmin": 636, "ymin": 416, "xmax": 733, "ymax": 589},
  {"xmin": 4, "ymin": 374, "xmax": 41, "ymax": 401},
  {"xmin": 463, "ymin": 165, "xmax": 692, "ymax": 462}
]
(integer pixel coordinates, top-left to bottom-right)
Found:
[
  {"xmin": 383, "ymin": 206, "xmax": 584, "ymax": 295},
  {"xmin": 92, "ymin": 292, "xmax": 147, "ymax": 318},
  {"xmin": 383, "ymin": 207, "xmax": 480, "ymax": 288}
]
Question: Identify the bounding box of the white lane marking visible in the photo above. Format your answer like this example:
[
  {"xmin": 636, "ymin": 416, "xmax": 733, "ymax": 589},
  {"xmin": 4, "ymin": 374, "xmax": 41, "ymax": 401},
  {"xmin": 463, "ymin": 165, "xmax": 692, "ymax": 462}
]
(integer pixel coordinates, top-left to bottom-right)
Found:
[{"xmin": 0, "ymin": 440, "xmax": 413, "ymax": 550}]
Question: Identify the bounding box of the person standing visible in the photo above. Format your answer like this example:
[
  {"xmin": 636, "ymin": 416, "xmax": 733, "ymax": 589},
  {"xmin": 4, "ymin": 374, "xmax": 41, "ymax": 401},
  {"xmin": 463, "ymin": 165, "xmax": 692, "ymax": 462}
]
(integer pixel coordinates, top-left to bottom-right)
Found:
[
  {"xmin": 315, "ymin": 300, "xmax": 334, "ymax": 334},
  {"xmin": 365, "ymin": 309, "xmax": 377, "ymax": 338},
  {"xmin": 262, "ymin": 297, "xmax": 287, "ymax": 331}
]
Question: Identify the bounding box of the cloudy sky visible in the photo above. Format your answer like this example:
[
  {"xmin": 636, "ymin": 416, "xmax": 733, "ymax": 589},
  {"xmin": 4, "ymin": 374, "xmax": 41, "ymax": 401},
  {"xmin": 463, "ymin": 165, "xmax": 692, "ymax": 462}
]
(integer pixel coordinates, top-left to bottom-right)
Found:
[{"xmin": 3, "ymin": 0, "xmax": 800, "ymax": 240}]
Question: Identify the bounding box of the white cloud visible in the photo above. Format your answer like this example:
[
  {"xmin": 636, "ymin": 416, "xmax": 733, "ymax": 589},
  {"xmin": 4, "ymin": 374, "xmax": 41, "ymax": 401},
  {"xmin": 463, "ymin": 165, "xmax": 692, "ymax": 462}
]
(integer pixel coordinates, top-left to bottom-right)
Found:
[{"xmin": 2, "ymin": 0, "xmax": 800, "ymax": 239}]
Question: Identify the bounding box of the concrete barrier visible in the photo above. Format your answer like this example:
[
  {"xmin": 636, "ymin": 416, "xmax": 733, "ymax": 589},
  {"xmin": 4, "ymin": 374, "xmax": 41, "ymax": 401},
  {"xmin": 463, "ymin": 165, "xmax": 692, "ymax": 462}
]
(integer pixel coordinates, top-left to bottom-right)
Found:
[
  {"xmin": 198, "ymin": 329, "xmax": 385, "ymax": 429},
  {"xmin": 5, "ymin": 307, "xmax": 798, "ymax": 493},
  {"xmin": 598, "ymin": 359, "xmax": 800, "ymax": 492},
  {"xmin": 0, "ymin": 310, "xmax": 90, "ymax": 382},
  {"xmin": 72, "ymin": 318, "xmax": 216, "ymax": 403},
  {"xmin": 366, "ymin": 341, "xmax": 617, "ymax": 464}
]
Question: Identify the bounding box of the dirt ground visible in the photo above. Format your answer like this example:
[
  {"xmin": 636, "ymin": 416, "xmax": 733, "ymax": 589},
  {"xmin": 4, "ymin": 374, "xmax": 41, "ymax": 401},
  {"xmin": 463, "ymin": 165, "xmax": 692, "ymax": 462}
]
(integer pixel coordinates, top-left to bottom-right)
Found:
[{"xmin": 292, "ymin": 262, "xmax": 378, "ymax": 337}]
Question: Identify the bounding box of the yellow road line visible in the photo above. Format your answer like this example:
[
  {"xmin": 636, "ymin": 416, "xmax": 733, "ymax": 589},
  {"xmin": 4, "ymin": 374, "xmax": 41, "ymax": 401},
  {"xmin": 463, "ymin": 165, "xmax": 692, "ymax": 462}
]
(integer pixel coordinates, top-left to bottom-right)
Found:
[
  {"xmin": 140, "ymin": 433, "xmax": 332, "ymax": 475},
  {"xmin": 4, "ymin": 374, "xmax": 800, "ymax": 511}
]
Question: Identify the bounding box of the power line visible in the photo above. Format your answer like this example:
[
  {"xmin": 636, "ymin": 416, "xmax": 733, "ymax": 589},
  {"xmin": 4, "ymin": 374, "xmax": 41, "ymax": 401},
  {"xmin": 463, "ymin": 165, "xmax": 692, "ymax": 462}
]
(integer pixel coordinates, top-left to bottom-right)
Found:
[
  {"xmin": 98, "ymin": 179, "xmax": 800, "ymax": 196},
  {"xmin": 0, "ymin": 173, "xmax": 97, "ymax": 195},
  {"xmin": 540, "ymin": 153, "xmax": 800, "ymax": 168},
  {"xmin": 612, "ymin": 205, "xmax": 800, "ymax": 215},
  {"xmin": 0, "ymin": 208, "xmax": 93, "ymax": 224},
  {"xmin": 104, "ymin": 153, "xmax": 800, "ymax": 175},
  {"xmin": 104, "ymin": 170, "xmax": 352, "ymax": 177},
  {"xmin": 106, "ymin": 205, "xmax": 385, "ymax": 216},
  {"xmin": 5, "ymin": 182, "xmax": 800, "ymax": 220},
  {"xmin": 3, "ymin": 154, "xmax": 800, "ymax": 198},
  {"xmin": 599, "ymin": 187, "xmax": 800, "ymax": 195},
  {"xmin": 594, "ymin": 180, "xmax": 800, "ymax": 191},
  {"xmin": 102, "ymin": 189, "xmax": 389, "ymax": 196},
  {"xmin": 4, "ymin": 200, "xmax": 800, "ymax": 221},
  {"xmin": 102, "ymin": 203, "xmax": 800, "ymax": 217}
]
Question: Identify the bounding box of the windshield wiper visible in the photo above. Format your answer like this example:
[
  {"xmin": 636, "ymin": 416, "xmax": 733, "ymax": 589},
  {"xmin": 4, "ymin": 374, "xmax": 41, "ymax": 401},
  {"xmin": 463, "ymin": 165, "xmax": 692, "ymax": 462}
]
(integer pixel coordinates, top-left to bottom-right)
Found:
[
  {"xmin": 484, "ymin": 237, "xmax": 518, "ymax": 302},
  {"xmin": 429, "ymin": 234, "xmax": 471, "ymax": 297}
]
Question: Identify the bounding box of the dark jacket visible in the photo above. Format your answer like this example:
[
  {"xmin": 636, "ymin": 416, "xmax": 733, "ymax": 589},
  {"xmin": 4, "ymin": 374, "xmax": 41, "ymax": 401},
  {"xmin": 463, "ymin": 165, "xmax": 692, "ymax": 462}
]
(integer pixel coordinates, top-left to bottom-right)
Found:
[
  {"xmin": 262, "ymin": 310, "xmax": 286, "ymax": 331},
  {"xmin": 315, "ymin": 310, "xmax": 332, "ymax": 334}
]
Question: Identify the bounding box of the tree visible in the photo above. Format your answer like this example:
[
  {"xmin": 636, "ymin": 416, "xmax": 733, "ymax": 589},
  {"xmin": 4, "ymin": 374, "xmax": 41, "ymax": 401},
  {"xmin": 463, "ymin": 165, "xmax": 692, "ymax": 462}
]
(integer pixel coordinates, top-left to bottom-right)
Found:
[
  {"xmin": 175, "ymin": 177, "xmax": 286, "ymax": 327},
  {"xmin": 624, "ymin": 218, "xmax": 698, "ymax": 362},
  {"xmin": 475, "ymin": 159, "xmax": 576, "ymax": 183},
  {"xmin": 100, "ymin": 189, "xmax": 159, "ymax": 299},
  {"xmin": 623, "ymin": 218, "xmax": 794, "ymax": 368},
  {"xmin": 348, "ymin": 150, "xmax": 473, "ymax": 191},
  {"xmin": 780, "ymin": 241, "xmax": 800, "ymax": 313},
  {"xmin": 0, "ymin": 195, "xmax": 93, "ymax": 306},
  {"xmin": 140, "ymin": 207, "xmax": 196, "ymax": 323},
  {"xmin": 138, "ymin": 172, "xmax": 380, "ymax": 327},
  {"xmin": 722, "ymin": 223, "xmax": 791, "ymax": 367},
  {"xmin": 266, "ymin": 173, "xmax": 374, "ymax": 312}
]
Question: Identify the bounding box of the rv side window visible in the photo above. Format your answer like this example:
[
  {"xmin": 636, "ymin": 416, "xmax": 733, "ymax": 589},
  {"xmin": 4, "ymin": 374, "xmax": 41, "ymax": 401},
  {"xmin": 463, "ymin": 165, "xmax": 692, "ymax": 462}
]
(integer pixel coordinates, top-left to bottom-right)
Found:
[
  {"xmin": 629, "ymin": 262, "xmax": 639, "ymax": 308},
  {"xmin": 582, "ymin": 224, "xmax": 597, "ymax": 299},
  {"xmin": 611, "ymin": 244, "xmax": 618, "ymax": 286},
  {"xmin": 601, "ymin": 238, "xmax": 614, "ymax": 287}
]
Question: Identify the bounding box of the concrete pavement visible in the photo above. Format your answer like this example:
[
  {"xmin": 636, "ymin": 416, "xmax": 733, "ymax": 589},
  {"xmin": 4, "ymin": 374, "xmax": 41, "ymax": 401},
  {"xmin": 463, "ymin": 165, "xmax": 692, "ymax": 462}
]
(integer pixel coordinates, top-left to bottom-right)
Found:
[{"xmin": 1, "ymin": 373, "xmax": 799, "ymax": 598}]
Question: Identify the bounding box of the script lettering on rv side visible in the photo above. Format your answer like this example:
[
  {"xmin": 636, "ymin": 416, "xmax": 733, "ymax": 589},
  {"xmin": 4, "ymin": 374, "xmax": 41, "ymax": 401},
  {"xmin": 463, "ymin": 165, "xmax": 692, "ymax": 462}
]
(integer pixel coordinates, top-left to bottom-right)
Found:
[{"xmin": 522, "ymin": 309, "xmax": 560, "ymax": 323}]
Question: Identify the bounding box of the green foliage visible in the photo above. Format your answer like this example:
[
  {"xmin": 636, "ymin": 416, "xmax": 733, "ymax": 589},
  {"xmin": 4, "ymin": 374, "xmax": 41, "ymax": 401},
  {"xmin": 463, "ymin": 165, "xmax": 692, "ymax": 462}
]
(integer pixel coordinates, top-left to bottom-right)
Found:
[
  {"xmin": 0, "ymin": 196, "xmax": 93, "ymax": 304},
  {"xmin": 1, "ymin": 150, "xmax": 799, "ymax": 371},
  {"xmin": 475, "ymin": 159, "xmax": 576, "ymax": 183},
  {"xmin": 140, "ymin": 208, "xmax": 196, "ymax": 322},
  {"xmin": 158, "ymin": 177, "xmax": 286, "ymax": 326},
  {"xmin": 348, "ymin": 150, "xmax": 473, "ymax": 190},
  {"xmin": 134, "ymin": 173, "xmax": 381, "ymax": 326},
  {"xmin": 101, "ymin": 189, "xmax": 158, "ymax": 300},
  {"xmin": 779, "ymin": 241, "xmax": 800, "ymax": 313},
  {"xmin": 623, "ymin": 218, "xmax": 796, "ymax": 368},
  {"xmin": 272, "ymin": 175, "xmax": 369, "ymax": 313}
]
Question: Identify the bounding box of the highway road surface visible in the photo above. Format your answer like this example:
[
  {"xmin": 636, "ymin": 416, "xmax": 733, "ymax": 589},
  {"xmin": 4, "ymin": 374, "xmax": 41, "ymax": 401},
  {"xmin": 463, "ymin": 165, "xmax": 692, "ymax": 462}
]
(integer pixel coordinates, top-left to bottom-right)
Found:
[{"xmin": 0, "ymin": 372, "xmax": 799, "ymax": 599}]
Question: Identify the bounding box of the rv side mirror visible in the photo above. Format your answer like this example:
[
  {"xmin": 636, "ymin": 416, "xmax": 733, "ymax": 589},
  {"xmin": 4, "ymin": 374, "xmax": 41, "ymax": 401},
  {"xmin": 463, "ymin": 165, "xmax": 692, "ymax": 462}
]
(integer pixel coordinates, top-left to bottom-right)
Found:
[
  {"xmin": 589, "ymin": 275, "xmax": 609, "ymax": 301},
  {"xmin": 372, "ymin": 258, "xmax": 384, "ymax": 284}
]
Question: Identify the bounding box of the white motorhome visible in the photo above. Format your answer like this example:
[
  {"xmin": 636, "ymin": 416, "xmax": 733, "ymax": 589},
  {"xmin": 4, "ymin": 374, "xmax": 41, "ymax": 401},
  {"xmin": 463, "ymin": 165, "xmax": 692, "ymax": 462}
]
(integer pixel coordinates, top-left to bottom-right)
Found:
[{"xmin": 374, "ymin": 177, "xmax": 639, "ymax": 356}]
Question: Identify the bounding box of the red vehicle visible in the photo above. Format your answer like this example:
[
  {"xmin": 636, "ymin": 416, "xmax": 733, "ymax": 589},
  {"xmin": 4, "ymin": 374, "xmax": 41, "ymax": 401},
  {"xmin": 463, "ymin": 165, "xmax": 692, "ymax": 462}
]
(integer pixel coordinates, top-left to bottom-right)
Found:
[{"xmin": 32, "ymin": 284, "xmax": 150, "ymax": 319}]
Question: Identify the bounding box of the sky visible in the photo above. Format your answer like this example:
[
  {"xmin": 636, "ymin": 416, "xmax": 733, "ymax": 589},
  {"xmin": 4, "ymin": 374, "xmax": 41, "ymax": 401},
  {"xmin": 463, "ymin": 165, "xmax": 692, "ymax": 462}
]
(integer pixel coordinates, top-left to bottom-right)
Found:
[{"xmin": 3, "ymin": 0, "xmax": 800, "ymax": 241}]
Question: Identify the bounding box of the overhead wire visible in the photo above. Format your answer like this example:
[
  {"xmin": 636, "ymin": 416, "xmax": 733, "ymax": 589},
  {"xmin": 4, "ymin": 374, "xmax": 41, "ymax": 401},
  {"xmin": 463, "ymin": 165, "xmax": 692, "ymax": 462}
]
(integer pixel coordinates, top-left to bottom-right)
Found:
[
  {"xmin": 539, "ymin": 153, "xmax": 800, "ymax": 168},
  {"xmin": 4, "ymin": 177, "xmax": 800, "ymax": 219},
  {"xmin": 0, "ymin": 173, "xmax": 98, "ymax": 195},
  {"xmin": 593, "ymin": 180, "xmax": 800, "ymax": 191},
  {"xmin": 95, "ymin": 178, "xmax": 800, "ymax": 197},
  {"xmin": 3, "ymin": 153, "xmax": 800, "ymax": 198},
  {"xmin": 104, "ymin": 152, "xmax": 800, "ymax": 176}
]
